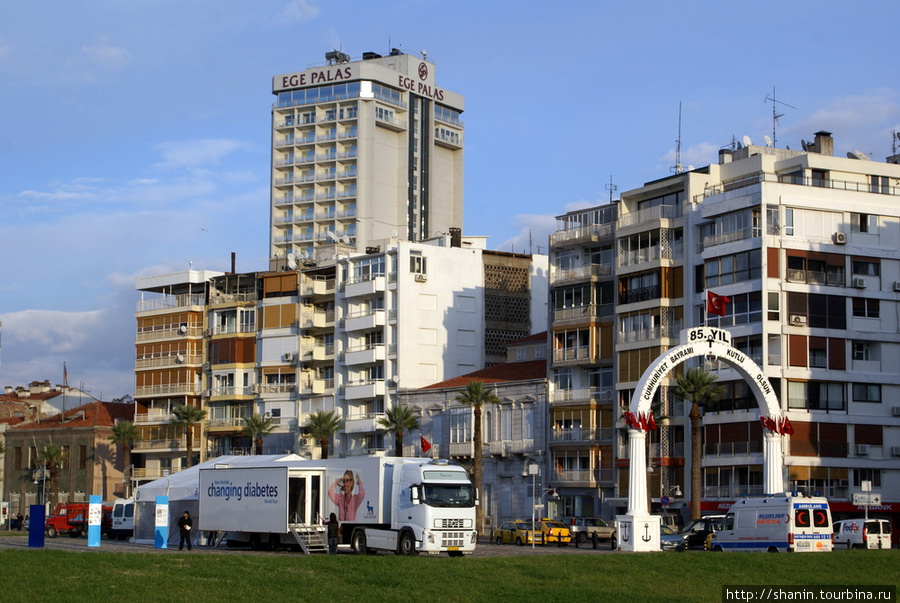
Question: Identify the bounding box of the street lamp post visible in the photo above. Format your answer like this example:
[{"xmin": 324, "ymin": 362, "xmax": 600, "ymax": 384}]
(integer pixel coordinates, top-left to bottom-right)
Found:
[{"xmin": 528, "ymin": 464, "xmax": 539, "ymax": 549}]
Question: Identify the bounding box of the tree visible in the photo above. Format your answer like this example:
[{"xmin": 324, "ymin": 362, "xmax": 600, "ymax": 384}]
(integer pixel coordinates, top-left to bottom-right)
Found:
[
  {"xmin": 377, "ymin": 405, "xmax": 420, "ymax": 457},
  {"xmin": 455, "ymin": 381, "xmax": 502, "ymax": 535},
  {"xmin": 242, "ymin": 414, "xmax": 276, "ymax": 455},
  {"xmin": 673, "ymin": 367, "xmax": 724, "ymax": 521},
  {"xmin": 171, "ymin": 405, "xmax": 207, "ymax": 468},
  {"xmin": 108, "ymin": 420, "xmax": 141, "ymax": 473},
  {"xmin": 304, "ymin": 410, "xmax": 343, "ymax": 460},
  {"xmin": 38, "ymin": 443, "xmax": 67, "ymax": 507}
]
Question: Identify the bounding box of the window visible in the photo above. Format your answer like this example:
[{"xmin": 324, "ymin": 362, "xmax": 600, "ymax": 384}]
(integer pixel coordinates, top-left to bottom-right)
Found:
[
  {"xmin": 554, "ymin": 368, "xmax": 573, "ymax": 390},
  {"xmin": 409, "ymin": 251, "xmax": 426, "ymax": 274},
  {"xmin": 852, "ymin": 298, "xmax": 879, "ymax": 318},
  {"xmin": 79, "ymin": 445, "xmax": 87, "ymax": 470},
  {"xmin": 767, "ymin": 292, "xmax": 780, "ymax": 321},
  {"xmin": 501, "ymin": 407, "xmax": 513, "ymax": 441},
  {"xmin": 852, "ymin": 384, "xmax": 881, "ymax": 403},
  {"xmin": 375, "ymin": 106, "xmax": 394, "ymax": 123},
  {"xmin": 853, "ymin": 469, "xmax": 881, "ymax": 488},
  {"xmin": 852, "ymin": 341, "xmax": 870, "ymax": 361},
  {"xmin": 851, "ymin": 212, "xmax": 877, "ymax": 232},
  {"xmin": 788, "ymin": 381, "xmax": 846, "ymax": 411},
  {"xmin": 449, "ymin": 407, "xmax": 472, "ymax": 443},
  {"xmin": 14, "ymin": 447, "xmax": 22, "ymax": 470},
  {"xmin": 705, "ymin": 251, "xmax": 761, "ymax": 287},
  {"xmin": 516, "ymin": 348, "xmax": 527, "ymax": 361},
  {"xmin": 851, "ymin": 260, "xmax": 879, "ymax": 277},
  {"xmin": 784, "ymin": 208, "xmax": 794, "ymax": 236}
]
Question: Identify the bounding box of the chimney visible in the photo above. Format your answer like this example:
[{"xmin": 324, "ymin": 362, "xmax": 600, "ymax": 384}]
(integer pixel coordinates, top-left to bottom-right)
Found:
[
  {"xmin": 231, "ymin": 252, "xmax": 236, "ymax": 274},
  {"xmin": 813, "ymin": 131, "xmax": 833, "ymax": 157},
  {"xmin": 449, "ymin": 227, "xmax": 462, "ymax": 248}
]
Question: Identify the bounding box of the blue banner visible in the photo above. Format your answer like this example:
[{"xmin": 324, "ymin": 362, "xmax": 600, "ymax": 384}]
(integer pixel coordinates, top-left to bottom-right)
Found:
[
  {"xmin": 28, "ymin": 504, "xmax": 45, "ymax": 548},
  {"xmin": 154, "ymin": 496, "xmax": 169, "ymax": 549},
  {"xmin": 88, "ymin": 495, "xmax": 102, "ymax": 547}
]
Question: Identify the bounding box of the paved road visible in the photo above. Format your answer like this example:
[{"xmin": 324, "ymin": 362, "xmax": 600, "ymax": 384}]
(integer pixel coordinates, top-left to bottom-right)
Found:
[{"xmin": 0, "ymin": 532, "xmax": 622, "ymax": 557}]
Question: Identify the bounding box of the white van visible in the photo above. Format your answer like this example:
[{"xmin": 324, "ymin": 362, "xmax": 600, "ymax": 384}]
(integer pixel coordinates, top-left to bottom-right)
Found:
[
  {"xmin": 833, "ymin": 519, "xmax": 891, "ymax": 550},
  {"xmin": 109, "ymin": 498, "xmax": 134, "ymax": 540},
  {"xmin": 710, "ymin": 494, "xmax": 833, "ymax": 553}
]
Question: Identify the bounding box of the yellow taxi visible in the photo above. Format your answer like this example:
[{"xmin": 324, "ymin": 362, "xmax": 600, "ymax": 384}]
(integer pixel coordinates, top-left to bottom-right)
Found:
[
  {"xmin": 494, "ymin": 520, "xmax": 538, "ymax": 546},
  {"xmin": 535, "ymin": 519, "xmax": 572, "ymax": 546}
]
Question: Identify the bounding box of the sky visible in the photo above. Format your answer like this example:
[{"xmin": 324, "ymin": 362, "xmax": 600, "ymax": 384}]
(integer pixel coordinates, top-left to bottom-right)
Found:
[{"xmin": 2, "ymin": 0, "xmax": 899, "ymax": 400}]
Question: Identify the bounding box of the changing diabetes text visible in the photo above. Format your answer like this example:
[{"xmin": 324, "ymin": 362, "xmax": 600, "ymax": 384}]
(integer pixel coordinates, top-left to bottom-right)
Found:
[{"xmin": 207, "ymin": 481, "xmax": 278, "ymax": 502}]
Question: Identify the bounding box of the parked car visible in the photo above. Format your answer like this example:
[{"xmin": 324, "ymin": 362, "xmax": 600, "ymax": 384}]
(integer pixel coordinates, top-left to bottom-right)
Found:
[
  {"xmin": 535, "ymin": 519, "xmax": 572, "ymax": 545},
  {"xmin": 660, "ymin": 525, "xmax": 686, "ymax": 552},
  {"xmin": 564, "ymin": 516, "xmax": 617, "ymax": 548},
  {"xmin": 679, "ymin": 515, "xmax": 725, "ymax": 550},
  {"xmin": 833, "ymin": 519, "xmax": 892, "ymax": 550},
  {"xmin": 495, "ymin": 521, "xmax": 537, "ymax": 546}
]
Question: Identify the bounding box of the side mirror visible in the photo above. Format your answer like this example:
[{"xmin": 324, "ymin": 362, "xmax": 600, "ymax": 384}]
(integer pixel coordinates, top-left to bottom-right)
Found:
[{"xmin": 410, "ymin": 485, "xmax": 421, "ymax": 505}]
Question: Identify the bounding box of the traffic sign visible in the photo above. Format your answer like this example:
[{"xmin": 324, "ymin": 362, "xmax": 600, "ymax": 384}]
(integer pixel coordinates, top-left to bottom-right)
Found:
[
  {"xmin": 660, "ymin": 496, "xmax": 670, "ymax": 506},
  {"xmin": 852, "ymin": 493, "xmax": 881, "ymax": 505}
]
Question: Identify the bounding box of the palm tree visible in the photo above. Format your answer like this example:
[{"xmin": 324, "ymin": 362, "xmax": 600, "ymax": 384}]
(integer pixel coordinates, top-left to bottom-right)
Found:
[
  {"xmin": 456, "ymin": 381, "xmax": 502, "ymax": 535},
  {"xmin": 377, "ymin": 405, "xmax": 420, "ymax": 457},
  {"xmin": 171, "ymin": 404, "xmax": 207, "ymax": 468},
  {"xmin": 673, "ymin": 367, "xmax": 724, "ymax": 521},
  {"xmin": 242, "ymin": 414, "xmax": 276, "ymax": 455},
  {"xmin": 304, "ymin": 410, "xmax": 343, "ymax": 460},
  {"xmin": 108, "ymin": 420, "xmax": 141, "ymax": 474},
  {"xmin": 38, "ymin": 443, "xmax": 67, "ymax": 507}
]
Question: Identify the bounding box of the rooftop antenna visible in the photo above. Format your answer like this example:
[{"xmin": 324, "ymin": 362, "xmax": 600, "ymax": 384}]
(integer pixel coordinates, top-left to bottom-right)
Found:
[
  {"xmin": 892, "ymin": 129, "xmax": 899, "ymax": 155},
  {"xmin": 672, "ymin": 101, "xmax": 683, "ymax": 174},
  {"xmin": 764, "ymin": 87, "xmax": 796, "ymax": 148},
  {"xmin": 605, "ymin": 175, "xmax": 617, "ymax": 203}
]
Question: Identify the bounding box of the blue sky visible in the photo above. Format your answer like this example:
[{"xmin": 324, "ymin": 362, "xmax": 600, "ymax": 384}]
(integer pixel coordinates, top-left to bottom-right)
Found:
[{"xmin": 2, "ymin": 0, "xmax": 899, "ymax": 399}]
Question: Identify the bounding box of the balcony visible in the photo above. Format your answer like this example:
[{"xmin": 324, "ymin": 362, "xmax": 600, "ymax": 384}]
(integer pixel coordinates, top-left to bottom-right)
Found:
[
  {"xmin": 136, "ymin": 294, "xmax": 205, "ymax": 314},
  {"xmin": 703, "ymin": 227, "xmax": 756, "ymax": 249},
  {"xmin": 488, "ymin": 439, "xmax": 536, "ymax": 456},
  {"xmin": 312, "ymin": 343, "xmax": 335, "ymax": 361},
  {"xmin": 549, "ymin": 222, "xmax": 614, "ymax": 247},
  {"xmin": 550, "ymin": 263, "xmax": 613, "ymax": 285},
  {"xmin": 552, "ymin": 468, "xmax": 614, "ymax": 486},
  {"xmin": 549, "ymin": 427, "xmax": 614, "ymax": 444},
  {"xmin": 132, "ymin": 467, "xmax": 183, "ymax": 480},
  {"xmin": 552, "ymin": 346, "xmax": 590, "ymax": 364},
  {"xmin": 133, "ymin": 437, "xmax": 201, "ymax": 452},
  {"xmin": 449, "ymin": 441, "xmax": 474, "ymax": 457},
  {"xmin": 135, "ymin": 354, "xmax": 202, "ymax": 369},
  {"xmin": 208, "ymin": 386, "xmax": 255, "ymax": 399},
  {"xmin": 301, "ymin": 275, "xmax": 335, "ymax": 296},
  {"xmin": 134, "ymin": 411, "xmax": 175, "ymax": 424},
  {"xmin": 344, "ymin": 380, "xmax": 385, "ymax": 400},
  {"xmin": 344, "ymin": 274, "xmax": 386, "ymax": 297},
  {"xmin": 135, "ymin": 325, "xmax": 203, "ymax": 342},
  {"xmin": 550, "ymin": 387, "xmax": 614, "ymax": 405},
  {"xmin": 135, "ymin": 383, "xmax": 202, "ymax": 397},
  {"xmin": 617, "ymin": 204, "xmax": 682, "ymax": 229},
  {"xmin": 259, "ymin": 383, "xmax": 297, "ymax": 397},
  {"xmin": 344, "ymin": 344, "xmax": 386, "ymax": 366},
  {"xmin": 300, "ymin": 309, "xmax": 335, "ymax": 329},
  {"xmin": 344, "ymin": 309, "xmax": 386, "ymax": 332},
  {"xmin": 344, "ymin": 414, "xmax": 385, "ymax": 434}
]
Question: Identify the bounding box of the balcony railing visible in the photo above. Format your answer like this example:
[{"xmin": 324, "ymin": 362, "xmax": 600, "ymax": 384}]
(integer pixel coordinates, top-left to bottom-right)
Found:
[
  {"xmin": 135, "ymin": 383, "xmax": 202, "ymax": 397},
  {"xmin": 552, "ymin": 346, "xmax": 590, "ymax": 363},
  {"xmin": 134, "ymin": 411, "xmax": 176, "ymax": 424},
  {"xmin": 550, "ymin": 264, "xmax": 613, "ymax": 284},
  {"xmin": 549, "ymin": 427, "xmax": 614, "ymax": 443},
  {"xmin": 133, "ymin": 437, "xmax": 201, "ymax": 451},
  {"xmin": 549, "ymin": 222, "xmax": 614, "ymax": 246},
  {"xmin": 617, "ymin": 204, "xmax": 683, "ymax": 228},
  {"xmin": 136, "ymin": 294, "xmax": 205, "ymax": 313},
  {"xmin": 133, "ymin": 467, "xmax": 183, "ymax": 480},
  {"xmin": 135, "ymin": 354, "xmax": 202, "ymax": 369},
  {"xmin": 553, "ymin": 469, "xmax": 614, "ymax": 485},
  {"xmin": 549, "ymin": 387, "xmax": 614, "ymax": 404}
]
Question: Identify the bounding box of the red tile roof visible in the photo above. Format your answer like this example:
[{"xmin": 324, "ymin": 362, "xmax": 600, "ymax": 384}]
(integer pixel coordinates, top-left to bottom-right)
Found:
[
  {"xmin": 12, "ymin": 401, "xmax": 134, "ymax": 430},
  {"xmin": 506, "ymin": 331, "xmax": 547, "ymax": 345},
  {"xmin": 421, "ymin": 359, "xmax": 547, "ymax": 390}
]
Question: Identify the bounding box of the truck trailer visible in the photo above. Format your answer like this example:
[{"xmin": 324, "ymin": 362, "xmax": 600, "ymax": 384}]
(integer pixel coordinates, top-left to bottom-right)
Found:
[{"xmin": 198, "ymin": 456, "xmax": 477, "ymax": 556}]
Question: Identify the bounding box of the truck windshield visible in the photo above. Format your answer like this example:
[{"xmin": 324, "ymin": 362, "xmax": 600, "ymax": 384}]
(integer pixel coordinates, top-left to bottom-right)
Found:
[{"xmin": 422, "ymin": 484, "xmax": 475, "ymax": 507}]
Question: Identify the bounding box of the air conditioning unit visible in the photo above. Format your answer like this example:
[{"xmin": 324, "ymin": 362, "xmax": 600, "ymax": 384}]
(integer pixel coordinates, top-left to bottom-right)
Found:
[
  {"xmin": 852, "ymin": 277, "xmax": 866, "ymax": 288},
  {"xmin": 283, "ymin": 352, "xmax": 295, "ymax": 363},
  {"xmin": 178, "ymin": 325, "xmax": 188, "ymax": 334},
  {"xmin": 204, "ymin": 328, "xmax": 211, "ymax": 337},
  {"xmin": 856, "ymin": 444, "xmax": 870, "ymax": 455},
  {"xmin": 890, "ymin": 446, "xmax": 900, "ymax": 457},
  {"xmin": 175, "ymin": 354, "xmax": 185, "ymax": 363},
  {"xmin": 833, "ymin": 232, "xmax": 847, "ymax": 245},
  {"xmin": 893, "ymin": 281, "xmax": 900, "ymax": 292},
  {"xmin": 789, "ymin": 315, "xmax": 807, "ymax": 326},
  {"xmin": 202, "ymin": 361, "xmax": 210, "ymax": 370},
  {"xmin": 414, "ymin": 273, "xmax": 428, "ymax": 282},
  {"xmin": 299, "ymin": 437, "xmax": 309, "ymax": 447},
  {"xmin": 891, "ymin": 406, "xmax": 900, "ymax": 417}
]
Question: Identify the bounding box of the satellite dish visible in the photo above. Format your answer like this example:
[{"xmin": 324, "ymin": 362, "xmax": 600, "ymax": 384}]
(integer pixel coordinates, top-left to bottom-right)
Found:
[
  {"xmin": 390, "ymin": 230, "xmax": 399, "ymax": 239},
  {"xmin": 341, "ymin": 235, "xmax": 351, "ymax": 245},
  {"xmin": 801, "ymin": 139, "xmax": 809, "ymax": 151},
  {"xmin": 736, "ymin": 141, "xmax": 743, "ymax": 149},
  {"xmin": 391, "ymin": 375, "xmax": 401, "ymax": 385},
  {"xmin": 287, "ymin": 253, "xmax": 298, "ymax": 270},
  {"xmin": 848, "ymin": 150, "xmax": 871, "ymax": 161},
  {"xmin": 742, "ymin": 135, "xmax": 752, "ymax": 147},
  {"xmin": 764, "ymin": 135, "xmax": 773, "ymax": 147},
  {"xmin": 327, "ymin": 231, "xmax": 338, "ymax": 242},
  {"xmin": 687, "ymin": 165, "xmax": 695, "ymax": 171}
]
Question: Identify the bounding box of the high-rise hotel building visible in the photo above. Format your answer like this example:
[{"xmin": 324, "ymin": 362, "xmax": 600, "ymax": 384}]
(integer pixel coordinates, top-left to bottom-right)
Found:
[{"xmin": 269, "ymin": 49, "xmax": 465, "ymax": 268}]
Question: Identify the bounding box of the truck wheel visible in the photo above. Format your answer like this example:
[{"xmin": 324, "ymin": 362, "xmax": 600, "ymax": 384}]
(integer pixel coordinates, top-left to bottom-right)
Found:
[
  {"xmin": 515, "ymin": 537, "xmax": 523, "ymax": 546},
  {"xmin": 47, "ymin": 526, "xmax": 57, "ymax": 538},
  {"xmin": 351, "ymin": 530, "xmax": 368, "ymax": 555},
  {"xmin": 398, "ymin": 531, "xmax": 418, "ymax": 556}
]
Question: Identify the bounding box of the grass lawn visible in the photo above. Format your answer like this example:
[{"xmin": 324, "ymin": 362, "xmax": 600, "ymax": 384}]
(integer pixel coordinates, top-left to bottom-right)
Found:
[{"xmin": 1, "ymin": 548, "xmax": 897, "ymax": 602}]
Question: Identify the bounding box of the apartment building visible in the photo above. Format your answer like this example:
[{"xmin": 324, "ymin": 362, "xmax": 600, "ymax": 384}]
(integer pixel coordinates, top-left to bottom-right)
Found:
[
  {"xmin": 550, "ymin": 131, "xmax": 900, "ymax": 535},
  {"xmin": 133, "ymin": 269, "xmax": 221, "ymax": 482},
  {"xmin": 269, "ymin": 49, "xmax": 464, "ymax": 268}
]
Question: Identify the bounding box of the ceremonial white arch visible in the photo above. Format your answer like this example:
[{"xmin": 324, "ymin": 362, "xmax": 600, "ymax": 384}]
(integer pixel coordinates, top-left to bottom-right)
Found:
[{"xmin": 617, "ymin": 327, "xmax": 787, "ymax": 552}]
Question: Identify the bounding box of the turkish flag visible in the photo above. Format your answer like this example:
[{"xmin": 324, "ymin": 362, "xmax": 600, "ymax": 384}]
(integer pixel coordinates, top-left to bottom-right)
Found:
[
  {"xmin": 780, "ymin": 416, "xmax": 794, "ymax": 436},
  {"xmin": 647, "ymin": 413, "xmax": 658, "ymax": 431},
  {"xmin": 707, "ymin": 291, "xmax": 730, "ymax": 317},
  {"xmin": 420, "ymin": 435, "xmax": 432, "ymax": 453}
]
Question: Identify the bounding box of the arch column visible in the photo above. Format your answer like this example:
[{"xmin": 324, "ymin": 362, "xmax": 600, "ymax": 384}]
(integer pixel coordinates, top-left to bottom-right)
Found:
[
  {"xmin": 617, "ymin": 428, "xmax": 661, "ymax": 552},
  {"xmin": 764, "ymin": 431, "xmax": 785, "ymax": 495}
]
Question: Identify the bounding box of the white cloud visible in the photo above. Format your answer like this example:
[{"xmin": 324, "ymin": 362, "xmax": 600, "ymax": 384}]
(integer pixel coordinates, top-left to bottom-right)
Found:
[
  {"xmin": 496, "ymin": 213, "xmax": 558, "ymax": 255},
  {"xmin": 282, "ymin": 0, "xmax": 320, "ymax": 23},
  {"xmin": 80, "ymin": 38, "xmax": 131, "ymax": 72},
  {"xmin": 154, "ymin": 139, "xmax": 246, "ymax": 170}
]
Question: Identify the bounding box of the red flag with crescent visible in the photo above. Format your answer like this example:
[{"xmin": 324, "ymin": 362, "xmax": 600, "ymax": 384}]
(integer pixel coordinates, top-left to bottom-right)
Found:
[
  {"xmin": 707, "ymin": 291, "xmax": 731, "ymax": 317},
  {"xmin": 420, "ymin": 435, "xmax": 432, "ymax": 453},
  {"xmin": 647, "ymin": 413, "xmax": 658, "ymax": 431}
]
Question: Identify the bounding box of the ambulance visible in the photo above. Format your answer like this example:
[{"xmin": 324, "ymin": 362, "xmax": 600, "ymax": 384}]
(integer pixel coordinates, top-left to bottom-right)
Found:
[{"xmin": 710, "ymin": 493, "xmax": 833, "ymax": 553}]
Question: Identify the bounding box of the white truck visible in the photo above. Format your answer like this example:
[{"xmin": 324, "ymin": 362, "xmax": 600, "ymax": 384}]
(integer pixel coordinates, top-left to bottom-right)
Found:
[
  {"xmin": 710, "ymin": 493, "xmax": 833, "ymax": 553},
  {"xmin": 198, "ymin": 456, "xmax": 477, "ymax": 556}
]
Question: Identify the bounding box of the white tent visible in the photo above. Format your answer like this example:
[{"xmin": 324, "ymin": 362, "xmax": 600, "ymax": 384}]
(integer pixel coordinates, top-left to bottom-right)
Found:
[{"xmin": 134, "ymin": 454, "xmax": 304, "ymax": 546}]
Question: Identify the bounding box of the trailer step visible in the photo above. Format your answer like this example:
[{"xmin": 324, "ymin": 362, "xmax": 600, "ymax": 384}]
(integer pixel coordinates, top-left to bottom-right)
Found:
[{"xmin": 288, "ymin": 523, "xmax": 329, "ymax": 554}]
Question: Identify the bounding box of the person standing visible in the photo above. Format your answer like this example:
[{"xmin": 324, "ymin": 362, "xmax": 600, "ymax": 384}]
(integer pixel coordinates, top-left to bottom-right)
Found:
[
  {"xmin": 178, "ymin": 511, "xmax": 193, "ymax": 551},
  {"xmin": 327, "ymin": 512, "xmax": 340, "ymax": 555}
]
